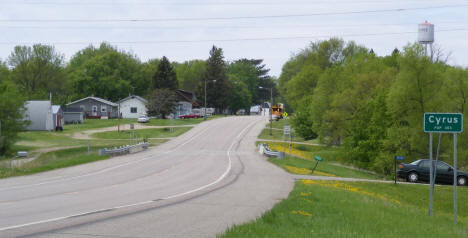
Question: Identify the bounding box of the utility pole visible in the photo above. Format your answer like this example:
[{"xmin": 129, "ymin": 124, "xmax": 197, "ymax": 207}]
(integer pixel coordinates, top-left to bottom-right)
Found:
[
  {"xmin": 204, "ymin": 80, "xmax": 216, "ymax": 120},
  {"xmin": 259, "ymin": 86, "xmax": 273, "ymax": 136},
  {"xmin": 269, "ymin": 87, "xmax": 273, "ymax": 136},
  {"xmin": 204, "ymin": 79, "xmax": 207, "ymax": 121},
  {"xmin": 118, "ymin": 99, "xmax": 121, "ymax": 132}
]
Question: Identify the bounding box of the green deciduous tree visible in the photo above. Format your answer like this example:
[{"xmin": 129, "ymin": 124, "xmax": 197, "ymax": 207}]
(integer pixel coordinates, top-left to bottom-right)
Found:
[
  {"xmin": 175, "ymin": 60, "xmax": 206, "ymax": 94},
  {"xmin": 8, "ymin": 44, "xmax": 68, "ymax": 103},
  {"xmin": 0, "ymin": 80, "xmax": 27, "ymax": 155},
  {"xmin": 228, "ymin": 75, "xmax": 251, "ymax": 114},
  {"xmin": 67, "ymin": 43, "xmax": 146, "ymax": 102},
  {"xmin": 147, "ymin": 89, "xmax": 177, "ymax": 119},
  {"xmin": 0, "ymin": 60, "xmax": 9, "ymax": 83}
]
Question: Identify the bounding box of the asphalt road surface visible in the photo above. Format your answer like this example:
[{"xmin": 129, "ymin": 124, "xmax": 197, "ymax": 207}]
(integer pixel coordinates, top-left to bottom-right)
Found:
[{"xmin": 0, "ymin": 116, "xmax": 293, "ymax": 238}]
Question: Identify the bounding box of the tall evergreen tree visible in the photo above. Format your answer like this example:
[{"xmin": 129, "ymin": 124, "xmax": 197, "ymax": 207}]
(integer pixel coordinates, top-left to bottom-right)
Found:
[
  {"xmin": 152, "ymin": 56, "xmax": 178, "ymax": 90},
  {"xmin": 203, "ymin": 46, "xmax": 230, "ymax": 113}
]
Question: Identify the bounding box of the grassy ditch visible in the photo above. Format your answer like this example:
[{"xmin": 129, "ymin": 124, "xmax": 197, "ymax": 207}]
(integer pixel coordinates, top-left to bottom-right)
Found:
[
  {"xmin": 259, "ymin": 141, "xmax": 379, "ymax": 179},
  {"xmin": 221, "ymin": 181, "xmax": 468, "ymax": 238},
  {"xmin": 0, "ymin": 147, "xmax": 110, "ymax": 178}
]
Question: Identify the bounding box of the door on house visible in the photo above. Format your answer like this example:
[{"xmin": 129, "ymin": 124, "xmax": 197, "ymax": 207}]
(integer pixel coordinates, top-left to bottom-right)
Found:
[
  {"xmin": 101, "ymin": 105, "xmax": 107, "ymax": 117},
  {"xmin": 92, "ymin": 105, "xmax": 98, "ymax": 116}
]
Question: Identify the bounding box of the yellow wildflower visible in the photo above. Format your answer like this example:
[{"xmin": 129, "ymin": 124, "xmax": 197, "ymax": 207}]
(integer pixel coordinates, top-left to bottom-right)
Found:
[
  {"xmin": 291, "ymin": 210, "xmax": 312, "ymax": 217},
  {"xmin": 300, "ymin": 180, "xmax": 401, "ymax": 205}
]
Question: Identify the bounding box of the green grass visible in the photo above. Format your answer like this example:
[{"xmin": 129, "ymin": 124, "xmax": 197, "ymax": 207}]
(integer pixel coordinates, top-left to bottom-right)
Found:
[
  {"xmin": 12, "ymin": 131, "xmax": 156, "ymax": 152},
  {"xmin": 63, "ymin": 118, "xmax": 137, "ymax": 133},
  {"xmin": 258, "ymin": 141, "xmax": 341, "ymax": 161},
  {"xmin": 269, "ymin": 156, "xmax": 382, "ymax": 180},
  {"xmin": 0, "ymin": 147, "xmax": 110, "ymax": 178},
  {"xmin": 221, "ymin": 181, "xmax": 468, "ymax": 238},
  {"xmin": 92, "ymin": 127, "xmax": 192, "ymax": 139}
]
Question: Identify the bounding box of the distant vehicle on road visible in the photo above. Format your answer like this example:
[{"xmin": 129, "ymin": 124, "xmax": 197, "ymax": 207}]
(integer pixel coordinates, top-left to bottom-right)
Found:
[
  {"xmin": 179, "ymin": 114, "xmax": 201, "ymax": 119},
  {"xmin": 250, "ymin": 105, "xmax": 261, "ymax": 115},
  {"xmin": 137, "ymin": 116, "xmax": 150, "ymax": 123},
  {"xmin": 397, "ymin": 159, "xmax": 467, "ymax": 186},
  {"xmin": 272, "ymin": 103, "xmax": 284, "ymax": 120}
]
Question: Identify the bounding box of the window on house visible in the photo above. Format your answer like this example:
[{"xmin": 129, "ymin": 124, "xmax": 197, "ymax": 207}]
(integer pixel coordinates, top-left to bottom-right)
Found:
[
  {"xmin": 101, "ymin": 106, "xmax": 107, "ymax": 113},
  {"xmin": 131, "ymin": 107, "xmax": 137, "ymax": 113}
]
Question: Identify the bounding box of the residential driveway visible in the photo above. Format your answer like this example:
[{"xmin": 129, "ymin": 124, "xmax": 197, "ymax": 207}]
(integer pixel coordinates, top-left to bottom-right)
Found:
[{"xmin": 0, "ymin": 116, "xmax": 293, "ymax": 238}]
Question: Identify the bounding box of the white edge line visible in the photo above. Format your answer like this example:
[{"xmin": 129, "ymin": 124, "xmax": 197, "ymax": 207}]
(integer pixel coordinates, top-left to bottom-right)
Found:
[
  {"xmin": 0, "ymin": 117, "xmax": 260, "ymax": 232},
  {"xmin": 0, "ymin": 122, "xmax": 215, "ymax": 192}
]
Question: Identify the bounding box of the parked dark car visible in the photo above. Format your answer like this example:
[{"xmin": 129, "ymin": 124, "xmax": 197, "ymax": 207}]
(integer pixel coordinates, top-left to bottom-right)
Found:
[{"xmin": 397, "ymin": 159, "xmax": 467, "ymax": 186}]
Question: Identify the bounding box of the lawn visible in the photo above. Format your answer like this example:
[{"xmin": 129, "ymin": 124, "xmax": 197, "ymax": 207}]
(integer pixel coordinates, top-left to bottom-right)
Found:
[
  {"xmin": 10, "ymin": 117, "xmax": 207, "ymax": 152},
  {"xmin": 91, "ymin": 127, "xmax": 192, "ymax": 140},
  {"xmin": 63, "ymin": 118, "xmax": 136, "ymax": 133},
  {"xmin": 221, "ymin": 181, "xmax": 468, "ymax": 238}
]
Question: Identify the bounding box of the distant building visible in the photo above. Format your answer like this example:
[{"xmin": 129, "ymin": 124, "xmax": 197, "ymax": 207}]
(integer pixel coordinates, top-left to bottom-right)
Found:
[
  {"xmin": 24, "ymin": 101, "xmax": 54, "ymax": 131},
  {"xmin": 118, "ymin": 95, "xmax": 148, "ymax": 119},
  {"xmin": 52, "ymin": 105, "xmax": 64, "ymax": 130},
  {"xmin": 63, "ymin": 107, "xmax": 84, "ymax": 124},
  {"xmin": 175, "ymin": 89, "xmax": 199, "ymax": 118},
  {"xmin": 66, "ymin": 96, "xmax": 118, "ymax": 119}
]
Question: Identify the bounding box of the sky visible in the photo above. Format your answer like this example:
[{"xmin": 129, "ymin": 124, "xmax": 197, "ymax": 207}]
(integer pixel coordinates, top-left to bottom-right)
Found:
[{"xmin": 1, "ymin": 0, "xmax": 468, "ymax": 77}]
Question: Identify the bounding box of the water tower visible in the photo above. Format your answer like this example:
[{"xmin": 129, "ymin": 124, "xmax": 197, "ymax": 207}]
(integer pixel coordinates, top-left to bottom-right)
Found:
[{"xmin": 418, "ymin": 21, "xmax": 434, "ymax": 60}]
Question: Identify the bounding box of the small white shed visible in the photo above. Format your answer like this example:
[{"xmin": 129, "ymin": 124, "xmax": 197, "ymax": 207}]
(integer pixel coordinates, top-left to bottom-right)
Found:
[
  {"xmin": 119, "ymin": 95, "xmax": 148, "ymax": 119},
  {"xmin": 24, "ymin": 101, "xmax": 54, "ymax": 131}
]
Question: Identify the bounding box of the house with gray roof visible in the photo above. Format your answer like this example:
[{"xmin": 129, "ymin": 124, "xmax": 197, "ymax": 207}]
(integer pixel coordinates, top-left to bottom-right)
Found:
[{"xmin": 66, "ymin": 96, "xmax": 118, "ymax": 119}]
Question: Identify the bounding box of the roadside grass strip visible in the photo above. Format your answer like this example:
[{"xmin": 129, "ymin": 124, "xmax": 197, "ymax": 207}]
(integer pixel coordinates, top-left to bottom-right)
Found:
[
  {"xmin": 221, "ymin": 181, "xmax": 468, "ymax": 238},
  {"xmin": 262, "ymin": 142, "xmax": 380, "ymax": 179},
  {"xmin": 283, "ymin": 165, "xmax": 336, "ymax": 177},
  {"xmin": 0, "ymin": 147, "xmax": 110, "ymax": 178}
]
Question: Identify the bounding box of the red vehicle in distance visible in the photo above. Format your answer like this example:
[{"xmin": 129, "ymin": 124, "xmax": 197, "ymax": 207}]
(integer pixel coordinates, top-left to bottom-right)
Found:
[{"xmin": 179, "ymin": 114, "xmax": 201, "ymax": 119}]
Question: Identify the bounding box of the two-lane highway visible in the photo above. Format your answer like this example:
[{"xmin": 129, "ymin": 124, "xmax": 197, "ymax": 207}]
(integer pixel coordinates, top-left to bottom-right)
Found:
[{"xmin": 0, "ymin": 116, "xmax": 293, "ymax": 237}]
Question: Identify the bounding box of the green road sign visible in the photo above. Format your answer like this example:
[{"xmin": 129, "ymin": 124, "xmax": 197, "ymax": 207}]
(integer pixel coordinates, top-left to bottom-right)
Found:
[
  {"xmin": 283, "ymin": 112, "xmax": 288, "ymax": 118},
  {"xmin": 424, "ymin": 113, "xmax": 463, "ymax": 133}
]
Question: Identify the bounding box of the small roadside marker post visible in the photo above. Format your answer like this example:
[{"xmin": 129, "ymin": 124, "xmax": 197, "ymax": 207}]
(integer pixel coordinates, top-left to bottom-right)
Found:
[
  {"xmin": 311, "ymin": 156, "xmax": 322, "ymax": 174},
  {"xmin": 394, "ymin": 156, "xmax": 404, "ymax": 184}
]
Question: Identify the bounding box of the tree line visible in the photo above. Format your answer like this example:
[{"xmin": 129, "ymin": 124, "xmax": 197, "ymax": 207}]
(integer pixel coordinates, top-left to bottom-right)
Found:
[
  {"xmin": 279, "ymin": 38, "xmax": 468, "ymax": 174},
  {"xmin": 0, "ymin": 43, "xmax": 275, "ymax": 155}
]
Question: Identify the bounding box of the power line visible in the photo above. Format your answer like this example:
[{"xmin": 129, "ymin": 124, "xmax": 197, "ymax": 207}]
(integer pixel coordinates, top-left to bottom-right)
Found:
[
  {"xmin": 2, "ymin": 21, "xmax": 468, "ymax": 30},
  {"xmin": 1, "ymin": 4, "xmax": 468, "ymax": 23},
  {"xmin": 3, "ymin": 0, "xmax": 465, "ymax": 6},
  {"xmin": 1, "ymin": 28, "xmax": 467, "ymax": 45}
]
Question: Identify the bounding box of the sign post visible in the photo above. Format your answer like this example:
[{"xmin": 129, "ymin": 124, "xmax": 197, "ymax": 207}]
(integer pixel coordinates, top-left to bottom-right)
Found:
[
  {"xmin": 394, "ymin": 156, "xmax": 404, "ymax": 184},
  {"xmin": 424, "ymin": 113, "xmax": 462, "ymax": 223}
]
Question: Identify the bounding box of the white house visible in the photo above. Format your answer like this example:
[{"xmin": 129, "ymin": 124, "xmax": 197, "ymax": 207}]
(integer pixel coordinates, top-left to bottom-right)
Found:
[
  {"xmin": 119, "ymin": 95, "xmax": 148, "ymax": 118},
  {"xmin": 24, "ymin": 100, "xmax": 54, "ymax": 131}
]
